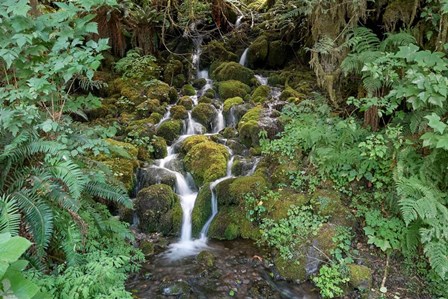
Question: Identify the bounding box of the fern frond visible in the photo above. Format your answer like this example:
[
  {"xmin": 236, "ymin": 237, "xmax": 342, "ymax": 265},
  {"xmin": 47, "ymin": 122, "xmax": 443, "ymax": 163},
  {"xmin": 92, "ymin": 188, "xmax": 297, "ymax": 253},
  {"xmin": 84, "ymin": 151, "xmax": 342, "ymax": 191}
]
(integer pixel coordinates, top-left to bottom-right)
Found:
[
  {"xmin": 49, "ymin": 158, "xmax": 87, "ymax": 201},
  {"xmin": 345, "ymin": 27, "xmax": 380, "ymax": 54},
  {"xmin": 381, "ymin": 31, "xmax": 416, "ymax": 51},
  {"xmin": 0, "ymin": 195, "xmax": 20, "ymax": 236},
  {"xmin": 423, "ymin": 241, "xmax": 448, "ymax": 280},
  {"xmin": 13, "ymin": 190, "xmax": 54, "ymax": 252},
  {"xmin": 85, "ymin": 181, "xmax": 132, "ymax": 208}
]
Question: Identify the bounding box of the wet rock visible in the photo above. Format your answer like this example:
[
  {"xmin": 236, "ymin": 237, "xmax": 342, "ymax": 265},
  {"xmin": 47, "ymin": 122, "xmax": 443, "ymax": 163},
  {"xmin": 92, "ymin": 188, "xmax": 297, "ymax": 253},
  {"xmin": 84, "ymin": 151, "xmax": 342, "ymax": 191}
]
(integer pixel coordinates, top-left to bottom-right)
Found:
[
  {"xmin": 170, "ymin": 105, "xmax": 188, "ymax": 120},
  {"xmin": 192, "ymin": 103, "xmax": 218, "ymax": 130},
  {"xmin": 178, "ymin": 96, "xmax": 194, "ymax": 110},
  {"xmin": 135, "ymin": 184, "xmax": 182, "ymax": 234},
  {"xmin": 161, "ymin": 280, "xmax": 191, "ymax": 297},
  {"xmin": 248, "ymin": 35, "xmax": 269, "ymax": 68},
  {"xmin": 182, "ymin": 84, "xmax": 196, "ymax": 96},
  {"xmin": 197, "ymin": 251, "xmax": 216, "ymax": 267},
  {"xmin": 212, "ymin": 61, "xmax": 255, "ymax": 85},
  {"xmin": 138, "ymin": 167, "xmax": 177, "ymax": 189},
  {"xmin": 218, "ymin": 80, "xmax": 251, "ymax": 100},
  {"xmin": 191, "ymin": 183, "xmax": 212, "ymax": 234},
  {"xmin": 157, "ymin": 119, "xmax": 183, "ymax": 144}
]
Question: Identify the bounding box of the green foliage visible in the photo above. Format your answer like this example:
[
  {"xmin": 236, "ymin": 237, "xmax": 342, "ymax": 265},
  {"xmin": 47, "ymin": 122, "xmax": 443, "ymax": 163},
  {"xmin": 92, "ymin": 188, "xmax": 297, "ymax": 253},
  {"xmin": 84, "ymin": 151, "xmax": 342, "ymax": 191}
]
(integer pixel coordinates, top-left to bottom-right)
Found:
[
  {"xmin": 114, "ymin": 49, "xmax": 159, "ymax": 79},
  {"xmin": 312, "ymin": 263, "xmax": 349, "ymax": 299},
  {"xmin": 363, "ymin": 210, "xmax": 404, "ymax": 252},
  {"xmin": 0, "ymin": 233, "xmax": 39, "ymax": 299},
  {"xmin": 260, "ymin": 205, "xmax": 327, "ymax": 259},
  {"xmin": 244, "ymin": 190, "xmax": 279, "ymax": 222}
]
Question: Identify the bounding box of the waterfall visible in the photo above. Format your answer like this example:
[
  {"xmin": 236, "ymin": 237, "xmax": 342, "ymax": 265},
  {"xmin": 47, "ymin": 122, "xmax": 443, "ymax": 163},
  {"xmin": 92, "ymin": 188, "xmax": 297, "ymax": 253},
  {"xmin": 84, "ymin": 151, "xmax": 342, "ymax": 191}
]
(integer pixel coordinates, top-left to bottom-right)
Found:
[
  {"xmin": 235, "ymin": 15, "xmax": 244, "ymax": 28},
  {"xmin": 213, "ymin": 107, "xmax": 225, "ymax": 133},
  {"xmin": 239, "ymin": 48, "xmax": 249, "ymax": 66},
  {"xmin": 200, "ymin": 155, "xmax": 235, "ymax": 240},
  {"xmin": 255, "ymin": 74, "xmax": 268, "ymax": 85}
]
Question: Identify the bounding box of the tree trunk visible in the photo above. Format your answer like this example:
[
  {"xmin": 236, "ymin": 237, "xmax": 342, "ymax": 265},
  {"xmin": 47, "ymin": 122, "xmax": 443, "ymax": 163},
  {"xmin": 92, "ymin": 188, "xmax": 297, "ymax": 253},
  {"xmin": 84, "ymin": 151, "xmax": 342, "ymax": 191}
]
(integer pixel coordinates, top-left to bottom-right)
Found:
[{"xmin": 364, "ymin": 105, "xmax": 379, "ymax": 131}]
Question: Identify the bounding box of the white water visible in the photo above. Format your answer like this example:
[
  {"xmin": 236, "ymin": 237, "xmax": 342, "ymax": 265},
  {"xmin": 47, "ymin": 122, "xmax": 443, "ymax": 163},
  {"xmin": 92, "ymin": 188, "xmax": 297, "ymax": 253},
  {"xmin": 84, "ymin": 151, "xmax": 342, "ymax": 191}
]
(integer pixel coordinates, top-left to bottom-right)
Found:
[
  {"xmin": 255, "ymin": 74, "xmax": 268, "ymax": 85},
  {"xmin": 239, "ymin": 48, "xmax": 249, "ymax": 66},
  {"xmin": 235, "ymin": 15, "xmax": 244, "ymax": 28},
  {"xmin": 213, "ymin": 107, "xmax": 225, "ymax": 133},
  {"xmin": 156, "ymin": 105, "xmax": 173, "ymax": 128}
]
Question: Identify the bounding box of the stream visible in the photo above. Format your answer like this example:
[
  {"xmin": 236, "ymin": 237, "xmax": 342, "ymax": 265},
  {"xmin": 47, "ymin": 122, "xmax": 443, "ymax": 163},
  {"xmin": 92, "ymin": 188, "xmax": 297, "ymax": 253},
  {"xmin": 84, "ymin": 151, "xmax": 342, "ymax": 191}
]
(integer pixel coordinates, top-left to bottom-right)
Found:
[{"xmin": 128, "ymin": 35, "xmax": 319, "ymax": 298}]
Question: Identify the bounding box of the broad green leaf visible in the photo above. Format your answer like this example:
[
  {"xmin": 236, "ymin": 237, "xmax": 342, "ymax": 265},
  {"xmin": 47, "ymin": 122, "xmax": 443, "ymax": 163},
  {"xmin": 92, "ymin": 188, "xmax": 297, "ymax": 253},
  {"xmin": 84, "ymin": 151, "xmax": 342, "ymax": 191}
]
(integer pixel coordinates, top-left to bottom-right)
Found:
[
  {"xmin": 0, "ymin": 234, "xmax": 32, "ymax": 263},
  {"xmin": 425, "ymin": 113, "xmax": 447, "ymax": 134}
]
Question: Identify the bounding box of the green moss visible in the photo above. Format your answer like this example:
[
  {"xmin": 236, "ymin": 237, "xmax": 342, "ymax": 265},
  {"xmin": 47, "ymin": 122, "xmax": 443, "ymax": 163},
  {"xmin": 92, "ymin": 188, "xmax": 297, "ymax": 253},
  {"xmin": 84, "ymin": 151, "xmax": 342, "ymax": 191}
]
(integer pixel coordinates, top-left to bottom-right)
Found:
[
  {"xmin": 191, "ymin": 184, "xmax": 212, "ymax": 235},
  {"xmin": 198, "ymin": 96, "xmax": 213, "ymax": 104},
  {"xmin": 216, "ymin": 175, "xmax": 267, "ymax": 206},
  {"xmin": 191, "ymin": 103, "xmax": 217, "ymax": 129},
  {"xmin": 212, "ymin": 61, "xmax": 255, "ymax": 85},
  {"xmin": 251, "ymin": 85, "xmax": 271, "ymax": 103},
  {"xmin": 208, "ymin": 206, "xmax": 259, "ymax": 240},
  {"xmin": 267, "ymin": 40, "xmax": 288, "ymax": 68},
  {"xmin": 170, "ymin": 105, "xmax": 188, "ymax": 120},
  {"xmin": 181, "ymin": 135, "xmax": 210, "ymax": 153},
  {"xmin": 139, "ymin": 240, "xmax": 155, "ymax": 256},
  {"xmin": 279, "ymin": 86, "xmax": 302, "ymax": 102},
  {"xmin": 218, "ymin": 80, "xmax": 251, "ymax": 100},
  {"xmin": 157, "ymin": 119, "xmax": 183, "ymax": 144},
  {"xmin": 184, "ymin": 141, "xmax": 229, "ymax": 185},
  {"xmin": 268, "ymin": 190, "xmax": 309, "ymax": 221},
  {"xmin": 182, "ymin": 84, "xmax": 196, "ymax": 96},
  {"xmin": 149, "ymin": 112, "xmax": 163, "ymax": 124},
  {"xmin": 274, "ymin": 255, "xmax": 307, "ymax": 281},
  {"xmin": 271, "ymin": 161, "xmax": 302, "ymax": 187},
  {"xmin": 202, "ymin": 40, "xmax": 239, "ymax": 65},
  {"xmin": 347, "ymin": 264, "xmax": 372, "ymax": 294},
  {"xmin": 204, "ymin": 88, "xmax": 216, "ymax": 99},
  {"xmin": 146, "ymin": 81, "xmax": 178, "ymax": 104},
  {"xmin": 163, "ymin": 59, "xmax": 184, "ymax": 85},
  {"xmin": 105, "ymin": 138, "xmax": 139, "ymax": 158},
  {"xmin": 248, "ymin": 36, "xmax": 269, "ymax": 68},
  {"xmin": 310, "ymin": 189, "xmax": 355, "ymax": 226},
  {"xmin": 193, "ymin": 78, "xmax": 207, "ymax": 89},
  {"xmin": 136, "ymin": 99, "xmax": 165, "ymax": 118},
  {"xmin": 222, "ymin": 127, "xmax": 237, "ymax": 139},
  {"xmin": 178, "ymin": 96, "xmax": 194, "ymax": 110},
  {"xmin": 151, "ymin": 136, "xmax": 168, "ymax": 159},
  {"xmin": 197, "ymin": 251, "xmax": 215, "ymax": 267},
  {"xmin": 223, "ymin": 97, "xmax": 244, "ymax": 112},
  {"xmin": 135, "ymin": 184, "xmax": 180, "ymax": 234},
  {"xmin": 267, "ymin": 74, "xmax": 286, "ymax": 86},
  {"xmin": 238, "ymin": 106, "xmax": 263, "ymax": 147}
]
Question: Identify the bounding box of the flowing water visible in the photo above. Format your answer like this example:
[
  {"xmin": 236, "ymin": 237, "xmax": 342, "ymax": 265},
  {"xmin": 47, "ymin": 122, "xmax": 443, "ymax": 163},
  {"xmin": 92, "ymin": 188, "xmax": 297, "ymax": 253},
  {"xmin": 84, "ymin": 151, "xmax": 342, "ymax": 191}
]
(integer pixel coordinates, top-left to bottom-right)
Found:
[{"xmin": 129, "ymin": 38, "xmax": 318, "ymax": 298}]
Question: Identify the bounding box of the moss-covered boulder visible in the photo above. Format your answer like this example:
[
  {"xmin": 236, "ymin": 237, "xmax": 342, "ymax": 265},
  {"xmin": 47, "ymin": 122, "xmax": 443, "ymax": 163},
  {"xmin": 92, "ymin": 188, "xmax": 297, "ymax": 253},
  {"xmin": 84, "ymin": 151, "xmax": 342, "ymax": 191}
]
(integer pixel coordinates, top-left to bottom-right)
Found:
[
  {"xmin": 347, "ymin": 264, "xmax": 372, "ymax": 295},
  {"xmin": 139, "ymin": 240, "xmax": 155, "ymax": 256},
  {"xmin": 216, "ymin": 175, "xmax": 268, "ymax": 206},
  {"xmin": 191, "ymin": 103, "xmax": 218, "ymax": 129},
  {"xmin": 193, "ymin": 78, "xmax": 207, "ymax": 89},
  {"xmin": 138, "ymin": 166, "xmax": 176, "ymax": 189},
  {"xmin": 181, "ymin": 84, "xmax": 196, "ymax": 96},
  {"xmin": 201, "ymin": 40, "xmax": 239, "ymax": 67},
  {"xmin": 125, "ymin": 116, "xmax": 160, "ymax": 139},
  {"xmin": 178, "ymin": 96, "xmax": 194, "ymax": 110},
  {"xmin": 136, "ymin": 99, "xmax": 166, "ymax": 118},
  {"xmin": 134, "ymin": 184, "xmax": 181, "ymax": 234},
  {"xmin": 198, "ymin": 96, "xmax": 213, "ymax": 104},
  {"xmin": 163, "ymin": 59, "xmax": 184, "ymax": 87},
  {"xmin": 248, "ymin": 36, "xmax": 269, "ymax": 68},
  {"xmin": 151, "ymin": 136, "xmax": 168, "ymax": 159},
  {"xmin": 203, "ymin": 88, "xmax": 216, "ymax": 99},
  {"xmin": 310, "ymin": 189, "xmax": 355, "ymax": 226},
  {"xmin": 157, "ymin": 119, "xmax": 183, "ymax": 144},
  {"xmin": 223, "ymin": 97, "xmax": 244, "ymax": 113},
  {"xmin": 184, "ymin": 140, "xmax": 229, "ymax": 185},
  {"xmin": 170, "ymin": 105, "xmax": 188, "ymax": 120},
  {"xmin": 279, "ymin": 86, "xmax": 302, "ymax": 102},
  {"xmin": 181, "ymin": 135, "xmax": 210, "ymax": 154},
  {"xmin": 212, "ymin": 62, "xmax": 255, "ymax": 85},
  {"xmin": 274, "ymin": 255, "xmax": 307, "ymax": 282},
  {"xmin": 251, "ymin": 85, "xmax": 271, "ymax": 103},
  {"xmin": 238, "ymin": 106, "xmax": 262, "ymax": 147},
  {"xmin": 218, "ymin": 80, "xmax": 251, "ymax": 99},
  {"xmin": 267, "ymin": 40, "xmax": 288, "ymax": 69},
  {"xmin": 96, "ymin": 139, "xmax": 139, "ymax": 191},
  {"xmin": 267, "ymin": 189, "xmax": 309, "ymax": 221},
  {"xmin": 146, "ymin": 81, "xmax": 178, "ymax": 104},
  {"xmin": 191, "ymin": 184, "xmax": 212, "ymax": 235},
  {"xmin": 208, "ymin": 206, "xmax": 259, "ymax": 240}
]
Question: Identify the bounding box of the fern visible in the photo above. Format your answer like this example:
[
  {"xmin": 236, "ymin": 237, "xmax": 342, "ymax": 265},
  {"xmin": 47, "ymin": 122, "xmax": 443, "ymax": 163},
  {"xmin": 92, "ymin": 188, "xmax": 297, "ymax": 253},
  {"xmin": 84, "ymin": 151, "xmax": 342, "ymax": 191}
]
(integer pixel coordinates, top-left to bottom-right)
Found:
[
  {"xmin": 49, "ymin": 158, "xmax": 88, "ymax": 201},
  {"xmin": 0, "ymin": 195, "xmax": 20, "ymax": 236},
  {"xmin": 85, "ymin": 181, "xmax": 132, "ymax": 208}
]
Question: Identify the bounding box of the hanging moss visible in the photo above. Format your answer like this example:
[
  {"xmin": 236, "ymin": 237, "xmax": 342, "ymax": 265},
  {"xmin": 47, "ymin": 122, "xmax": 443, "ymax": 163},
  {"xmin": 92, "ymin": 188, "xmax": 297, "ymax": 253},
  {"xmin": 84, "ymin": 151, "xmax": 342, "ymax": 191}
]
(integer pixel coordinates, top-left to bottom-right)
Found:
[{"xmin": 218, "ymin": 80, "xmax": 251, "ymax": 100}]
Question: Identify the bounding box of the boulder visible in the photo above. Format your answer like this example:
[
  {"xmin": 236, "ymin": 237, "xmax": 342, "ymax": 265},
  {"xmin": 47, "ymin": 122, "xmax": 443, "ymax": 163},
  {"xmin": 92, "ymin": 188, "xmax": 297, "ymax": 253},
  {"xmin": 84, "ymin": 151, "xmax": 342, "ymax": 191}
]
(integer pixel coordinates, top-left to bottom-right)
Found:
[
  {"xmin": 218, "ymin": 80, "xmax": 251, "ymax": 100},
  {"xmin": 157, "ymin": 119, "xmax": 183, "ymax": 144},
  {"xmin": 251, "ymin": 85, "xmax": 271, "ymax": 103},
  {"xmin": 170, "ymin": 105, "xmax": 188, "ymax": 120},
  {"xmin": 212, "ymin": 61, "xmax": 255, "ymax": 85},
  {"xmin": 248, "ymin": 36, "xmax": 269, "ymax": 68},
  {"xmin": 137, "ymin": 166, "xmax": 177, "ymax": 189},
  {"xmin": 181, "ymin": 84, "xmax": 196, "ymax": 96},
  {"xmin": 191, "ymin": 103, "xmax": 218, "ymax": 130}
]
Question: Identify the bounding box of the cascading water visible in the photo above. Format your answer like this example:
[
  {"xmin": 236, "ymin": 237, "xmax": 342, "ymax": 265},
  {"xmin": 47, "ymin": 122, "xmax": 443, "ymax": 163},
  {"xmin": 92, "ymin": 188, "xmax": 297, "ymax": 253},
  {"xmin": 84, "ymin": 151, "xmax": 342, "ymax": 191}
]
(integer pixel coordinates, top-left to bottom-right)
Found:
[
  {"xmin": 239, "ymin": 48, "xmax": 249, "ymax": 66},
  {"xmin": 235, "ymin": 15, "xmax": 244, "ymax": 28}
]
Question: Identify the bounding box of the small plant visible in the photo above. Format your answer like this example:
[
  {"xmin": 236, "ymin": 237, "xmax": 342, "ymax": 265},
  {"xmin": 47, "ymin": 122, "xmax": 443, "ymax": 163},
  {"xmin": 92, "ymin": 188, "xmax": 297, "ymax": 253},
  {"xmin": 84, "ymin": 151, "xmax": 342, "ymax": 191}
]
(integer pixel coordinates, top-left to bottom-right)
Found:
[
  {"xmin": 313, "ymin": 263, "xmax": 349, "ymax": 298},
  {"xmin": 244, "ymin": 190, "xmax": 279, "ymax": 222},
  {"xmin": 114, "ymin": 50, "xmax": 159, "ymax": 79}
]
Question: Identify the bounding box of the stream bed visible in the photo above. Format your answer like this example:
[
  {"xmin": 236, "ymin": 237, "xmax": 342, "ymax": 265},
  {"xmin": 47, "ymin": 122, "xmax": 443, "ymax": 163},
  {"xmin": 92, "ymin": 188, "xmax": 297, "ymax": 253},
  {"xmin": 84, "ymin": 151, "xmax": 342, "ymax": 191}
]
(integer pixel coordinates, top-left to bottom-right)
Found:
[{"xmin": 127, "ymin": 238, "xmax": 319, "ymax": 299}]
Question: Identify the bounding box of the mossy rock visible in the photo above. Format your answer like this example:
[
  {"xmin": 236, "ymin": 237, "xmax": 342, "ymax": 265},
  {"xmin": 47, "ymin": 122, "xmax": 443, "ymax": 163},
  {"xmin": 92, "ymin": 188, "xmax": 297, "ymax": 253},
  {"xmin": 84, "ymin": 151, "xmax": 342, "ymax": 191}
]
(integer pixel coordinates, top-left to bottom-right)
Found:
[
  {"xmin": 178, "ymin": 96, "xmax": 194, "ymax": 110},
  {"xmin": 134, "ymin": 184, "xmax": 180, "ymax": 234},
  {"xmin": 218, "ymin": 80, "xmax": 251, "ymax": 100},
  {"xmin": 191, "ymin": 184, "xmax": 212, "ymax": 235},
  {"xmin": 157, "ymin": 119, "xmax": 183, "ymax": 144},
  {"xmin": 181, "ymin": 84, "xmax": 196, "ymax": 96},
  {"xmin": 223, "ymin": 97, "xmax": 244, "ymax": 113},
  {"xmin": 347, "ymin": 264, "xmax": 372, "ymax": 295},
  {"xmin": 208, "ymin": 206, "xmax": 259, "ymax": 240},
  {"xmin": 184, "ymin": 140, "xmax": 229, "ymax": 185},
  {"xmin": 96, "ymin": 139, "xmax": 139, "ymax": 191},
  {"xmin": 125, "ymin": 117, "xmax": 158, "ymax": 139},
  {"xmin": 136, "ymin": 99, "xmax": 165, "ymax": 119},
  {"xmin": 222, "ymin": 127, "xmax": 238, "ymax": 139},
  {"xmin": 267, "ymin": 40, "xmax": 288, "ymax": 69},
  {"xmin": 151, "ymin": 136, "xmax": 168, "ymax": 159},
  {"xmin": 181, "ymin": 135, "xmax": 210, "ymax": 154},
  {"xmin": 193, "ymin": 78, "xmax": 207, "ymax": 89},
  {"xmin": 310, "ymin": 189, "xmax": 355, "ymax": 226},
  {"xmin": 267, "ymin": 74, "xmax": 286, "ymax": 86},
  {"xmin": 172, "ymin": 74, "xmax": 187, "ymax": 89},
  {"xmin": 198, "ymin": 96, "xmax": 213, "ymax": 104},
  {"xmin": 139, "ymin": 240, "xmax": 155, "ymax": 256},
  {"xmin": 203, "ymin": 88, "xmax": 216, "ymax": 99},
  {"xmin": 248, "ymin": 35, "xmax": 269, "ymax": 68},
  {"xmin": 279, "ymin": 86, "xmax": 302, "ymax": 103},
  {"xmin": 191, "ymin": 103, "xmax": 218, "ymax": 129},
  {"xmin": 271, "ymin": 161, "xmax": 302, "ymax": 187},
  {"xmin": 267, "ymin": 189, "xmax": 309, "ymax": 221},
  {"xmin": 146, "ymin": 81, "xmax": 178, "ymax": 104},
  {"xmin": 170, "ymin": 105, "xmax": 188, "ymax": 120},
  {"xmin": 197, "ymin": 250, "xmax": 215, "ymax": 267},
  {"xmin": 216, "ymin": 175, "xmax": 267, "ymax": 206},
  {"xmin": 251, "ymin": 85, "xmax": 271, "ymax": 103},
  {"xmin": 212, "ymin": 61, "xmax": 255, "ymax": 85},
  {"xmin": 274, "ymin": 255, "xmax": 307, "ymax": 282},
  {"xmin": 238, "ymin": 106, "xmax": 262, "ymax": 147},
  {"xmin": 201, "ymin": 40, "xmax": 239, "ymax": 67}
]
